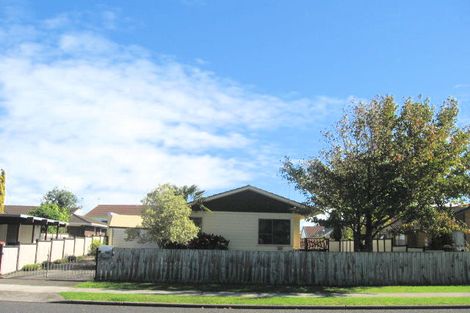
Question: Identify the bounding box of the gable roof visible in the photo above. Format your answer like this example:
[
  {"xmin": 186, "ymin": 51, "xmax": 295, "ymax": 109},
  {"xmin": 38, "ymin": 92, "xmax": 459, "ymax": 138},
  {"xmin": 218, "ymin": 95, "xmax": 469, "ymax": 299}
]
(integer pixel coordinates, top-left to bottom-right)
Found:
[
  {"xmin": 69, "ymin": 213, "xmax": 107, "ymax": 228},
  {"xmin": 85, "ymin": 204, "xmax": 144, "ymax": 219},
  {"xmin": 193, "ymin": 185, "xmax": 306, "ymax": 214},
  {"xmin": 85, "ymin": 185, "xmax": 305, "ymax": 218},
  {"xmin": 4, "ymin": 205, "xmax": 37, "ymax": 215}
]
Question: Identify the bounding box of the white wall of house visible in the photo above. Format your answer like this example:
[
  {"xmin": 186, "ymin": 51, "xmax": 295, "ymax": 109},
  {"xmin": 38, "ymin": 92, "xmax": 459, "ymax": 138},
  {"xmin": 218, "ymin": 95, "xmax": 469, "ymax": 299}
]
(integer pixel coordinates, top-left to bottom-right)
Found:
[
  {"xmin": 109, "ymin": 228, "xmax": 159, "ymax": 248},
  {"xmin": 191, "ymin": 211, "xmax": 301, "ymax": 251}
]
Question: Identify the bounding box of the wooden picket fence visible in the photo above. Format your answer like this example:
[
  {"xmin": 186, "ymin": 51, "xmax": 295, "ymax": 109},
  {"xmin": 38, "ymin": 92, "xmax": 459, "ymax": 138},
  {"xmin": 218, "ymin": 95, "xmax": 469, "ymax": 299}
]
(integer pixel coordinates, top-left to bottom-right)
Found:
[{"xmin": 96, "ymin": 248, "xmax": 470, "ymax": 286}]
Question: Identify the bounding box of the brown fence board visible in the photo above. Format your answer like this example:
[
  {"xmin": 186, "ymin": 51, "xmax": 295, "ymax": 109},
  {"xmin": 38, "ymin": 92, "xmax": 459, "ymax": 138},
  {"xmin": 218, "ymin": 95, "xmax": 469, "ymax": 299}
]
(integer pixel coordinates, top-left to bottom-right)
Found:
[{"xmin": 96, "ymin": 248, "xmax": 470, "ymax": 286}]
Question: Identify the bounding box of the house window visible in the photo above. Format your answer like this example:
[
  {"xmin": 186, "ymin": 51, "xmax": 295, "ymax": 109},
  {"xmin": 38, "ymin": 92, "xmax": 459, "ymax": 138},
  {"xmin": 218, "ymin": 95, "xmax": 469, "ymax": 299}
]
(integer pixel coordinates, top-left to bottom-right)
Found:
[
  {"xmin": 258, "ymin": 219, "xmax": 290, "ymax": 245},
  {"xmin": 394, "ymin": 234, "xmax": 407, "ymax": 246},
  {"xmin": 190, "ymin": 217, "xmax": 202, "ymax": 228}
]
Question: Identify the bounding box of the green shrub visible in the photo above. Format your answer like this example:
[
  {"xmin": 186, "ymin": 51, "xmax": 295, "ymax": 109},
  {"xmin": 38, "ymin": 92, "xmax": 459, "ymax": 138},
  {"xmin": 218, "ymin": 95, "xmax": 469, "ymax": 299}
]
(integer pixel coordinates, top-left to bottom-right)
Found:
[
  {"xmin": 89, "ymin": 239, "xmax": 103, "ymax": 256},
  {"xmin": 22, "ymin": 263, "xmax": 41, "ymax": 271},
  {"xmin": 53, "ymin": 258, "xmax": 69, "ymax": 264},
  {"xmin": 164, "ymin": 232, "xmax": 230, "ymax": 250}
]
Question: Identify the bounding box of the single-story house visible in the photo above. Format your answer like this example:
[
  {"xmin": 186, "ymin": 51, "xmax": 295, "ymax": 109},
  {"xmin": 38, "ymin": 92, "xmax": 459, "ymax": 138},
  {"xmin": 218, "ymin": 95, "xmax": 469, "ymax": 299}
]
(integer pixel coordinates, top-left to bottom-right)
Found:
[
  {"xmin": 67, "ymin": 213, "xmax": 108, "ymax": 237},
  {"xmin": 102, "ymin": 185, "xmax": 304, "ymax": 251}
]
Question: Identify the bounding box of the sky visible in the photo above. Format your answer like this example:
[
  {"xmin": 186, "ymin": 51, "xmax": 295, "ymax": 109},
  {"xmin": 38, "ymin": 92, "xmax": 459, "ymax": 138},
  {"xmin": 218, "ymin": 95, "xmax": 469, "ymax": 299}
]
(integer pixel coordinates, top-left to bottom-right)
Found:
[{"xmin": 0, "ymin": 0, "xmax": 469, "ymax": 213}]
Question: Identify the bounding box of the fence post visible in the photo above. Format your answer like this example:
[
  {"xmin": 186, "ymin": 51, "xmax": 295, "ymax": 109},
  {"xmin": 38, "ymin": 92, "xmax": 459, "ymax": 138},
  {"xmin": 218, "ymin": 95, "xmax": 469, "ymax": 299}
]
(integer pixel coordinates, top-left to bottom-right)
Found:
[
  {"xmin": 94, "ymin": 248, "xmax": 99, "ymax": 281},
  {"xmin": 45, "ymin": 251, "xmax": 51, "ymax": 278},
  {"xmin": 16, "ymin": 244, "xmax": 21, "ymax": 271},
  {"xmin": 62, "ymin": 239, "xmax": 66, "ymax": 259},
  {"xmin": 34, "ymin": 239, "xmax": 39, "ymax": 263},
  {"xmin": 83, "ymin": 237, "xmax": 86, "ymax": 256},
  {"xmin": 0, "ymin": 241, "xmax": 4, "ymax": 274}
]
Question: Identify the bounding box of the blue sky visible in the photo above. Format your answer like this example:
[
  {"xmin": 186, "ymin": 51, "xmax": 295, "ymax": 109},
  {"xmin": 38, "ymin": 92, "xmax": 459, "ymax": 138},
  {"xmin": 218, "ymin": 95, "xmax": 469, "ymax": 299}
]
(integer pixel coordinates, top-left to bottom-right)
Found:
[{"xmin": 0, "ymin": 0, "xmax": 469, "ymax": 212}]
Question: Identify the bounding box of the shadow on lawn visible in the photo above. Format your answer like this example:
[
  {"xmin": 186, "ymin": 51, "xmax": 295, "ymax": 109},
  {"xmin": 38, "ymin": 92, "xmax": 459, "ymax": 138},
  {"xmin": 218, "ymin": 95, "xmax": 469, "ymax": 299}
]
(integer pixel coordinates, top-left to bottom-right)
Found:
[{"xmin": 79, "ymin": 281, "xmax": 355, "ymax": 297}]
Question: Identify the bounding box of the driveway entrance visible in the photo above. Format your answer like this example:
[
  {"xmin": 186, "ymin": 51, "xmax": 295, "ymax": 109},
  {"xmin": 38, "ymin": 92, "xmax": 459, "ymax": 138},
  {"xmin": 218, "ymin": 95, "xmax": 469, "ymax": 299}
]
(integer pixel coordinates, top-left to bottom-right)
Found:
[{"xmin": 2, "ymin": 256, "xmax": 95, "ymax": 281}]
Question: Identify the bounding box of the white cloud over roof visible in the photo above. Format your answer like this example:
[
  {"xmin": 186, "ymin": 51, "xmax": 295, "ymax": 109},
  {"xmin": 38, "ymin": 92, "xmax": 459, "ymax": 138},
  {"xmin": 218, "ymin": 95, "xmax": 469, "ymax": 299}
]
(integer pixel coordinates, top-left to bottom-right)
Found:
[{"xmin": 0, "ymin": 11, "xmax": 347, "ymax": 210}]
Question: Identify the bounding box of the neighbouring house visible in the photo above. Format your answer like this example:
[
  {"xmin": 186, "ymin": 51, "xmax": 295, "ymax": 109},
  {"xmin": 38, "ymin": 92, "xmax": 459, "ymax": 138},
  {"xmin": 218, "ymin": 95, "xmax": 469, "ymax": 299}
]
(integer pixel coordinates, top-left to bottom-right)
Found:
[
  {"xmin": 85, "ymin": 204, "xmax": 144, "ymax": 224},
  {"xmin": 67, "ymin": 213, "xmax": 108, "ymax": 237},
  {"xmin": 301, "ymin": 225, "xmax": 333, "ymax": 239},
  {"xmin": 104, "ymin": 185, "xmax": 305, "ymax": 251},
  {"xmin": 453, "ymin": 204, "xmax": 470, "ymax": 244},
  {"xmin": 107, "ymin": 213, "xmax": 158, "ymax": 248},
  {"xmin": 4, "ymin": 205, "xmax": 106, "ymax": 239}
]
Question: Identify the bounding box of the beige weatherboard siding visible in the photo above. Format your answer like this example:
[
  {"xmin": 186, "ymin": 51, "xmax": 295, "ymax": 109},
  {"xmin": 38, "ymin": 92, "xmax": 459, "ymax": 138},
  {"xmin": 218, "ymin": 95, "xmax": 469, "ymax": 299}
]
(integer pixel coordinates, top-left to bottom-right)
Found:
[
  {"xmin": 107, "ymin": 212, "xmax": 301, "ymax": 251},
  {"xmin": 107, "ymin": 213, "xmax": 158, "ymax": 248},
  {"xmin": 192, "ymin": 211, "xmax": 301, "ymax": 251}
]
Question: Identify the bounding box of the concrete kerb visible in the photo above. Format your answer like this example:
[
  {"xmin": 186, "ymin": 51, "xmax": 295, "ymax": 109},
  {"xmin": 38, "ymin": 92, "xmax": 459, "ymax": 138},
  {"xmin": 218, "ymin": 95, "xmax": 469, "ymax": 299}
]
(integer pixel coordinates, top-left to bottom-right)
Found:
[{"xmin": 53, "ymin": 300, "xmax": 470, "ymax": 310}]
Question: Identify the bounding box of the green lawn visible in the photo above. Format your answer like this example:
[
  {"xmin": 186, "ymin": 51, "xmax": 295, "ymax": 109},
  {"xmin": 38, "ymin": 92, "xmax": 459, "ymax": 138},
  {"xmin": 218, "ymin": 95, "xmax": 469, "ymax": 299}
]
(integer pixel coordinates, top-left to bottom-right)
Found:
[
  {"xmin": 60, "ymin": 292, "xmax": 470, "ymax": 306},
  {"xmin": 76, "ymin": 281, "xmax": 470, "ymax": 294}
]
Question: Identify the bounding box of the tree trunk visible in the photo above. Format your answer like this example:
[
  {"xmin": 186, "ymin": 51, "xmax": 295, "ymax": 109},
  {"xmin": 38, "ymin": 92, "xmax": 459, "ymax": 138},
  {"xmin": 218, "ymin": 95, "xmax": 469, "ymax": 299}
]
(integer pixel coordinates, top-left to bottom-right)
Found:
[
  {"xmin": 364, "ymin": 232, "xmax": 373, "ymax": 252},
  {"xmin": 353, "ymin": 231, "xmax": 362, "ymax": 252},
  {"xmin": 364, "ymin": 214, "xmax": 374, "ymax": 252}
]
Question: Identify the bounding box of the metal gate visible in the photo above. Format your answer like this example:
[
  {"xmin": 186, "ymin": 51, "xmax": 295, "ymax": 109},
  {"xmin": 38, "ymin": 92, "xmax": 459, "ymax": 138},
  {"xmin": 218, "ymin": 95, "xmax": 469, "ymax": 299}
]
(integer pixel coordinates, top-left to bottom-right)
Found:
[{"xmin": 3, "ymin": 256, "xmax": 95, "ymax": 281}]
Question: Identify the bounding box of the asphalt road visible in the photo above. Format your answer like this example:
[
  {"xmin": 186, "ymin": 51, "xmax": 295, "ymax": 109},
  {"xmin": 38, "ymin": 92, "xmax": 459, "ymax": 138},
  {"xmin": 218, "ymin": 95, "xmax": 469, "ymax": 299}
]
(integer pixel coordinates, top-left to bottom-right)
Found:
[{"xmin": 1, "ymin": 302, "xmax": 470, "ymax": 313}]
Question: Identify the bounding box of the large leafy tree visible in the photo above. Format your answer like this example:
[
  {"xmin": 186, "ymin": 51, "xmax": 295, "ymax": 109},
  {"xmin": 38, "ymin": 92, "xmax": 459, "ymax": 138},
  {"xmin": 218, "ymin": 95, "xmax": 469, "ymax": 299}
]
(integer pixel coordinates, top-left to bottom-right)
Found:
[
  {"xmin": 0, "ymin": 169, "xmax": 5, "ymax": 214},
  {"xmin": 282, "ymin": 96, "xmax": 470, "ymax": 252},
  {"xmin": 126, "ymin": 184, "xmax": 199, "ymax": 246},
  {"xmin": 42, "ymin": 187, "xmax": 80, "ymax": 213}
]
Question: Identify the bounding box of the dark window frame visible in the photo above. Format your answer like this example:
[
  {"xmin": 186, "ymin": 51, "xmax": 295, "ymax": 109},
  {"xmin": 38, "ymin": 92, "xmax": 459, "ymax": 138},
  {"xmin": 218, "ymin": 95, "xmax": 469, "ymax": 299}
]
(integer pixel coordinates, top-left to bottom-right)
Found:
[{"xmin": 258, "ymin": 219, "xmax": 291, "ymax": 245}]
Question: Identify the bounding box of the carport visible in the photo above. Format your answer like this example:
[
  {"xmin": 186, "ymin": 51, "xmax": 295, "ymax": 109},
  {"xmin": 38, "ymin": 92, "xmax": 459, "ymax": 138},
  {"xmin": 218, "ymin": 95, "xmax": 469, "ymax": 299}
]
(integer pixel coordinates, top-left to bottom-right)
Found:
[{"xmin": 0, "ymin": 214, "xmax": 67, "ymax": 245}]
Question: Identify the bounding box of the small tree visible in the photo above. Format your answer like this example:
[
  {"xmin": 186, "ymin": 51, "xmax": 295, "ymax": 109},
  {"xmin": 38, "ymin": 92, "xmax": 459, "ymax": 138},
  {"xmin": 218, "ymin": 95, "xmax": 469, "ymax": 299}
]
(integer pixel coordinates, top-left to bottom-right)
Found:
[
  {"xmin": 126, "ymin": 184, "xmax": 199, "ymax": 246},
  {"xmin": 42, "ymin": 187, "xmax": 80, "ymax": 214},
  {"xmin": 0, "ymin": 169, "xmax": 5, "ymax": 214}
]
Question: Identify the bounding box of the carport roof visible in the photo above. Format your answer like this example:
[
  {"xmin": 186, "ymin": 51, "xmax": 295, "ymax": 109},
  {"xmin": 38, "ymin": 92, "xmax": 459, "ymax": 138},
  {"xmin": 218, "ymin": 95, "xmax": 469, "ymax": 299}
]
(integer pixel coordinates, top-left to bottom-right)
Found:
[{"xmin": 0, "ymin": 214, "xmax": 68, "ymax": 226}]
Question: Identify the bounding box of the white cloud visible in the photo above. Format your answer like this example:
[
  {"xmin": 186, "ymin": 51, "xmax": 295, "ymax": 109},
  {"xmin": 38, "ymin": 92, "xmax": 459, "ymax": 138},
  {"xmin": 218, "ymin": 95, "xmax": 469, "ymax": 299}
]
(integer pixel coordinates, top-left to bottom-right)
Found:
[{"xmin": 0, "ymin": 14, "xmax": 347, "ymax": 211}]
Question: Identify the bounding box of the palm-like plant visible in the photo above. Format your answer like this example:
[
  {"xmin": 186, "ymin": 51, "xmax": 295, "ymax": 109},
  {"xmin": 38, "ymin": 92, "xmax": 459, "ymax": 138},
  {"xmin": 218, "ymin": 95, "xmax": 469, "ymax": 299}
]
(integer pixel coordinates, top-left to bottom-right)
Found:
[{"xmin": 173, "ymin": 184, "xmax": 209, "ymax": 212}]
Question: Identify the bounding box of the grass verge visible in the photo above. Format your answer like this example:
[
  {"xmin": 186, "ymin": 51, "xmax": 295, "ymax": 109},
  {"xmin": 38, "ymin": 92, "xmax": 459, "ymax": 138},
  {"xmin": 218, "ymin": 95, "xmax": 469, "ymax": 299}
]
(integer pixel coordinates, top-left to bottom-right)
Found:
[
  {"xmin": 76, "ymin": 281, "xmax": 470, "ymax": 294},
  {"xmin": 60, "ymin": 292, "xmax": 470, "ymax": 306}
]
